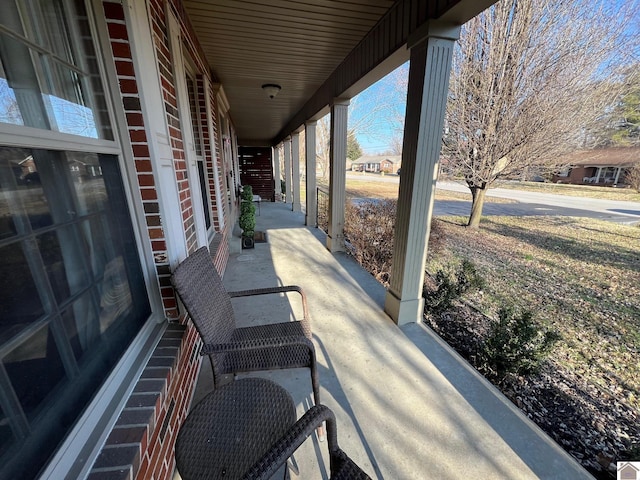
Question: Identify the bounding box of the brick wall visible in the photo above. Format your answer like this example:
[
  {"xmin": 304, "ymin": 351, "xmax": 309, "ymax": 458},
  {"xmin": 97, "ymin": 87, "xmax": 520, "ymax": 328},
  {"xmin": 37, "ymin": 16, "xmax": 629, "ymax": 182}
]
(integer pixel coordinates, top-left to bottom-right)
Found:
[
  {"xmin": 94, "ymin": 0, "xmax": 233, "ymax": 479},
  {"xmin": 88, "ymin": 323, "xmax": 201, "ymax": 480},
  {"xmin": 102, "ymin": 0, "xmax": 181, "ymax": 320}
]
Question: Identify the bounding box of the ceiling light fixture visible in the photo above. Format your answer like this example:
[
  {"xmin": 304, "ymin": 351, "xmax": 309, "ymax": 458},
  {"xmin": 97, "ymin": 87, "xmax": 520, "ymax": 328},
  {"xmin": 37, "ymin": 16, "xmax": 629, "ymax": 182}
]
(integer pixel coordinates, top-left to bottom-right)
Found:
[{"xmin": 261, "ymin": 83, "xmax": 281, "ymax": 99}]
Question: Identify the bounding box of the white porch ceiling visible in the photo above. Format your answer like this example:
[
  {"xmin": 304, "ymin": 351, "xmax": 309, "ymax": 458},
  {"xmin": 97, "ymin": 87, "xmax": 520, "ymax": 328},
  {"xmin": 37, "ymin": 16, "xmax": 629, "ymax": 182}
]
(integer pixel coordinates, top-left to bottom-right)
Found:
[{"xmin": 182, "ymin": 0, "xmax": 495, "ymax": 145}]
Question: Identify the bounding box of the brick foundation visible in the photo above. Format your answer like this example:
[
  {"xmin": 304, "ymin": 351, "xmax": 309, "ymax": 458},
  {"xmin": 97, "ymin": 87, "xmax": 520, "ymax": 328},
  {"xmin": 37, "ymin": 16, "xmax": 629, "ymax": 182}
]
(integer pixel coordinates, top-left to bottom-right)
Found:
[{"xmin": 88, "ymin": 322, "xmax": 201, "ymax": 480}]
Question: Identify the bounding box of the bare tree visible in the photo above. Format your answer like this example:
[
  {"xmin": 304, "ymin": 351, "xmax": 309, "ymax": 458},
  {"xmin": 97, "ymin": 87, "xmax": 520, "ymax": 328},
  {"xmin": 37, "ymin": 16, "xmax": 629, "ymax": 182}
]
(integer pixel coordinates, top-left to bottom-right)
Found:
[
  {"xmin": 316, "ymin": 115, "xmax": 331, "ymax": 181},
  {"xmin": 625, "ymin": 164, "xmax": 640, "ymax": 192},
  {"xmin": 445, "ymin": 0, "xmax": 638, "ymax": 227}
]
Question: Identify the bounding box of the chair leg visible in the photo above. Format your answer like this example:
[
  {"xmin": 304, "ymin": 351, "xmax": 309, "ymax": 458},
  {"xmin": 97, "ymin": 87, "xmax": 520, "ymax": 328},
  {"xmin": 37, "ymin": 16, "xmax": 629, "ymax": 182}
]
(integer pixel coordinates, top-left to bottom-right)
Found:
[{"xmin": 310, "ymin": 362, "xmax": 325, "ymax": 440}]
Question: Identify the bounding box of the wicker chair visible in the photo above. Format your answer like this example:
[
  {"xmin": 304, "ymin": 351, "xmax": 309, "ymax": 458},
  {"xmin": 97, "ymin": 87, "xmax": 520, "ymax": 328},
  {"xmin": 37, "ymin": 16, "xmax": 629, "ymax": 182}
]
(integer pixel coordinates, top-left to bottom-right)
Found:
[
  {"xmin": 244, "ymin": 404, "xmax": 372, "ymax": 479},
  {"xmin": 171, "ymin": 246, "xmax": 320, "ymax": 406}
]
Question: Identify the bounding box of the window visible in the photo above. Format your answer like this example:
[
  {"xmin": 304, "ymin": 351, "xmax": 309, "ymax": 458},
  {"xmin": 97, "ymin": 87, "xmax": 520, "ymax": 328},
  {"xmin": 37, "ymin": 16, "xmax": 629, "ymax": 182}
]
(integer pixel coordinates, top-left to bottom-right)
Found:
[
  {"xmin": 0, "ymin": 1, "xmax": 150, "ymax": 478},
  {"xmin": 0, "ymin": 0, "xmax": 112, "ymax": 139},
  {"xmin": 185, "ymin": 72, "xmax": 212, "ymax": 231}
]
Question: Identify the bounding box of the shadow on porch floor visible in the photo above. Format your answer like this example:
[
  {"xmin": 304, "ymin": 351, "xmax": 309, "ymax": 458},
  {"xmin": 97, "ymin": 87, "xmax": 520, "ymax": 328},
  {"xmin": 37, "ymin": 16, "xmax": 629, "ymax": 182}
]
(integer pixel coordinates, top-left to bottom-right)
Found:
[{"xmin": 187, "ymin": 202, "xmax": 590, "ymax": 480}]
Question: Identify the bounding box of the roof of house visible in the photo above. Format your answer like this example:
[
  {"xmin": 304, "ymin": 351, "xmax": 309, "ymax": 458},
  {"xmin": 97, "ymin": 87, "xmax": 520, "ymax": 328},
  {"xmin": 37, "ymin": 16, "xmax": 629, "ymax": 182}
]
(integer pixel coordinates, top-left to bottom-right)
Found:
[
  {"xmin": 562, "ymin": 147, "xmax": 640, "ymax": 168},
  {"xmin": 352, "ymin": 155, "xmax": 402, "ymax": 165}
]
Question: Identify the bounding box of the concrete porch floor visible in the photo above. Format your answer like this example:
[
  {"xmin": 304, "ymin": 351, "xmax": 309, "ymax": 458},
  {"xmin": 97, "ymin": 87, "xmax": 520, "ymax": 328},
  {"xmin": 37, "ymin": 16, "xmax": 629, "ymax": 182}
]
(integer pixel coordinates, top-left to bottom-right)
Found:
[{"xmin": 189, "ymin": 201, "xmax": 591, "ymax": 480}]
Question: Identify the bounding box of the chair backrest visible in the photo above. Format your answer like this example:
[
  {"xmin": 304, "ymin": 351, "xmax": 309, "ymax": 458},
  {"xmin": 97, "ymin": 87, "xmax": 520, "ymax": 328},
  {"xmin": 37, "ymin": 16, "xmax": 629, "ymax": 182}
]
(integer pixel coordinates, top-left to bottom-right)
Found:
[{"xmin": 172, "ymin": 247, "xmax": 236, "ymax": 346}]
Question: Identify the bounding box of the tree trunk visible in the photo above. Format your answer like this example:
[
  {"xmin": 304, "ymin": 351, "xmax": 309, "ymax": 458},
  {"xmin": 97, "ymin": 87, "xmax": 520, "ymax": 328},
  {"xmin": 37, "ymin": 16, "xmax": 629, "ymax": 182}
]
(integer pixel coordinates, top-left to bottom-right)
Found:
[{"xmin": 467, "ymin": 186, "xmax": 487, "ymax": 228}]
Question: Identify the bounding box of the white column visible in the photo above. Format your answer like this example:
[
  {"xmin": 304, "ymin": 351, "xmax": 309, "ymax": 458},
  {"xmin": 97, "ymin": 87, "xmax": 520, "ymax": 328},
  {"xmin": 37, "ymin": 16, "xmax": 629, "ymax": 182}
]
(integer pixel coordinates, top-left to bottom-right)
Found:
[
  {"xmin": 595, "ymin": 167, "xmax": 603, "ymax": 183},
  {"xmin": 291, "ymin": 132, "xmax": 302, "ymax": 212},
  {"xmin": 614, "ymin": 167, "xmax": 622, "ymax": 184},
  {"xmin": 284, "ymin": 137, "xmax": 293, "ymax": 204},
  {"xmin": 273, "ymin": 144, "xmax": 281, "ymax": 201},
  {"xmin": 385, "ymin": 22, "xmax": 460, "ymax": 325},
  {"xmin": 305, "ymin": 121, "xmax": 317, "ymax": 226},
  {"xmin": 327, "ymin": 99, "xmax": 350, "ymax": 252}
]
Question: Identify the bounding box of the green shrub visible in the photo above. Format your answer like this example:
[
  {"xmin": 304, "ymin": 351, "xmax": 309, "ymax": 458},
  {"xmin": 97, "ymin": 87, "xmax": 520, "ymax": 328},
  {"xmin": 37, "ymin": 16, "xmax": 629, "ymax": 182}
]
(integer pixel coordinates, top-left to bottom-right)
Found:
[
  {"xmin": 478, "ymin": 306, "xmax": 560, "ymax": 381},
  {"xmin": 239, "ymin": 185, "xmax": 256, "ymax": 237},
  {"xmin": 423, "ymin": 259, "xmax": 484, "ymax": 314}
]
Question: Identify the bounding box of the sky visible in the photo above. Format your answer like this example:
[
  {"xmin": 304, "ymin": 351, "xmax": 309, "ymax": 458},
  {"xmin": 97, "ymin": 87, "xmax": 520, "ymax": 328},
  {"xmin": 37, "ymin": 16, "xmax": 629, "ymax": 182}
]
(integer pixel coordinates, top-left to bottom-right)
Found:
[
  {"xmin": 348, "ymin": 0, "xmax": 639, "ymax": 156},
  {"xmin": 348, "ymin": 63, "xmax": 408, "ymax": 155}
]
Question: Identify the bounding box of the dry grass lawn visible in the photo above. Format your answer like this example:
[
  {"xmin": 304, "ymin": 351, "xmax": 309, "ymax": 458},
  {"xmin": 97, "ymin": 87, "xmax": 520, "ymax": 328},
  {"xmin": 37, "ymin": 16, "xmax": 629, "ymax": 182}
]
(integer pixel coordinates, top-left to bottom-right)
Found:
[
  {"xmin": 425, "ymin": 216, "xmax": 640, "ymax": 476},
  {"xmin": 495, "ymin": 180, "xmax": 640, "ymax": 202}
]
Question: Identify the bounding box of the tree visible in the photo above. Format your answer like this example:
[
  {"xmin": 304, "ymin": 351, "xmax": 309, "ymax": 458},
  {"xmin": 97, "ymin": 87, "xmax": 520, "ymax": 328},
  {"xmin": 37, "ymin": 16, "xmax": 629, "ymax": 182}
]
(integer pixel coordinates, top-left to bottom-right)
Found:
[
  {"xmin": 610, "ymin": 66, "xmax": 640, "ymax": 147},
  {"xmin": 347, "ymin": 130, "xmax": 363, "ymax": 160},
  {"xmin": 316, "ymin": 115, "xmax": 331, "ymax": 180},
  {"xmin": 625, "ymin": 164, "xmax": 640, "ymax": 193},
  {"xmin": 445, "ymin": 0, "xmax": 638, "ymax": 227}
]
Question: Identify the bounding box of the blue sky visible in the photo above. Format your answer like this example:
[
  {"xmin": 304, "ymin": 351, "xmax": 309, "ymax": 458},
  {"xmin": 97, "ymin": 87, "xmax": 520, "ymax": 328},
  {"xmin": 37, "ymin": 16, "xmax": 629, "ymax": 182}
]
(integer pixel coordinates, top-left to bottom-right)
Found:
[
  {"xmin": 349, "ymin": 63, "xmax": 407, "ymax": 155},
  {"xmin": 350, "ymin": 0, "xmax": 639, "ymax": 155}
]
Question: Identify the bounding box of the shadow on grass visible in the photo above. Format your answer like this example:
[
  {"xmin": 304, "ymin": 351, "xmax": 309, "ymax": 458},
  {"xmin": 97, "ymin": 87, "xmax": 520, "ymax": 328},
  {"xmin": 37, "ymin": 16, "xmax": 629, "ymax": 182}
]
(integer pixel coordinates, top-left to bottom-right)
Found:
[{"xmin": 479, "ymin": 218, "xmax": 640, "ymax": 274}]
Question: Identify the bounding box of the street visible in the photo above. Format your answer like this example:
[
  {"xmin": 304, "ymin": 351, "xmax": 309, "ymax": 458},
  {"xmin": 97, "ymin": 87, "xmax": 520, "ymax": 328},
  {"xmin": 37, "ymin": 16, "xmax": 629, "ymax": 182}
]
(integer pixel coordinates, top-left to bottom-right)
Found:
[{"xmin": 345, "ymin": 173, "xmax": 640, "ymax": 225}]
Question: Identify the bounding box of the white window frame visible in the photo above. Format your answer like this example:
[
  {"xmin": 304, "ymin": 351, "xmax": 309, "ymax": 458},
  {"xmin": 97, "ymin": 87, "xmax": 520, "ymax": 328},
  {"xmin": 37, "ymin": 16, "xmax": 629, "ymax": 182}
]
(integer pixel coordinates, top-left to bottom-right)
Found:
[
  {"xmin": 167, "ymin": 10, "xmax": 208, "ymax": 249},
  {"xmin": 203, "ymin": 75, "xmax": 225, "ymax": 232},
  {"xmin": 0, "ymin": 1, "xmax": 168, "ymax": 478}
]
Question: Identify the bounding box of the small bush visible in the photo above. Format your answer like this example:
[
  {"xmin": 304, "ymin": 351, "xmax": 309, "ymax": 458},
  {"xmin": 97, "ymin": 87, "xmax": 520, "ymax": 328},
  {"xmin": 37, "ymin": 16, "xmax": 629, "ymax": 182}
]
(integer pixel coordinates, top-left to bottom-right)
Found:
[
  {"xmin": 344, "ymin": 199, "xmax": 396, "ymax": 285},
  {"xmin": 478, "ymin": 306, "xmax": 560, "ymax": 381},
  {"xmin": 239, "ymin": 185, "xmax": 256, "ymax": 236},
  {"xmin": 423, "ymin": 259, "xmax": 484, "ymax": 314}
]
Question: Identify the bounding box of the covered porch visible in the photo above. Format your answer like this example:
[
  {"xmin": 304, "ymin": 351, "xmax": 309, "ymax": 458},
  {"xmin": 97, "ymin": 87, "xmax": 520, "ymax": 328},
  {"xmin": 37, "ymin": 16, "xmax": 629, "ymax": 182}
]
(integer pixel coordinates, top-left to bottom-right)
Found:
[{"xmin": 190, "ymin": 202, "xmax": 589, "ymax": 479}]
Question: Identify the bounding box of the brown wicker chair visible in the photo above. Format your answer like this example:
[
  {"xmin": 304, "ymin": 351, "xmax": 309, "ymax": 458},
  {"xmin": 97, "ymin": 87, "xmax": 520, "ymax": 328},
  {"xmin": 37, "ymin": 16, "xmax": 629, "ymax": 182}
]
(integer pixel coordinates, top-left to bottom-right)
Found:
[
  {"xmin": 244, "ymin": 404, "xmax": 372, "ymax": 479},
  {"xmin": 171, "ymin": 246, "xmax": 320, "ymax": 406}
]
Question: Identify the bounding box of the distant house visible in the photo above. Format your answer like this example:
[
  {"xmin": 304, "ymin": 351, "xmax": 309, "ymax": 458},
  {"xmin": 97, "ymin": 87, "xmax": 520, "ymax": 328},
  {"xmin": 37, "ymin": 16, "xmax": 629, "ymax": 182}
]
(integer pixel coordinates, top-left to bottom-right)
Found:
[
  {"xmin": 553, "ymin": 147, "xmax": 640, "ymax": 186},
  {"xmin": 351, "ymin": 155, "xmax": 401, "ymax": 173}
]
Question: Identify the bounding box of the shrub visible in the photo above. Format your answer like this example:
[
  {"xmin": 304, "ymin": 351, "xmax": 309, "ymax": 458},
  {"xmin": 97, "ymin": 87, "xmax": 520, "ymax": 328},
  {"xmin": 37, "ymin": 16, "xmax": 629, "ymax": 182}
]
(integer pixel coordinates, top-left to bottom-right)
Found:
[
  {"xmin": 423, "ymin": 259, "xmax": 484, "ymax": 314},
  {"xmin": 478, "ymin": 306, "xmax": 560, "ymax": 381},
  {"xmin": 239, "ymin": 185, "xmax": 256, "ymax": 237},
  {"xmin": 344, "ymin": 199, "xmax": 396, "ymax": 285}
]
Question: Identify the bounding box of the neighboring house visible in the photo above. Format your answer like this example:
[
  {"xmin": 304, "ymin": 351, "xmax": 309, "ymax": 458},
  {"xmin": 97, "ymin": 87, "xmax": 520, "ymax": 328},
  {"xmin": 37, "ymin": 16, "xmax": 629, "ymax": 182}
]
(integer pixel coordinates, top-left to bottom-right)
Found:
[
  {"xmin": 351, "ymin": 155, "xmax": 401, "ymax": 173},
  {"xmin": 553, "ymin": 147, "xmax": 640, "ymax": 186}
]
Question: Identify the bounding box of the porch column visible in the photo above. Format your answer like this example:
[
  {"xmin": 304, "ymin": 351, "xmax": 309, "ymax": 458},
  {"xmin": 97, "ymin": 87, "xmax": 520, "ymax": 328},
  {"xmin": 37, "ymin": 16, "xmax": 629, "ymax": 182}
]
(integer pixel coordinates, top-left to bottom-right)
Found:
[
  {"xmin": 327, "ymin": 98, "xmax": 350, "ymax": 252},
  {"xmin": 385, "ymin": 22, "xmax": 460, "ymax": 325},
  {"xmin": 614, "ymin": 167, "xmax": 622, "ymax": 184},
  {"xmin": 305, "ymin": 121, "xmax": 317, "ymax": 226},
  {"xmin": 291, "ymin": 132, "xmax": 302, "ymax": 212},
  {"xmin": 595, "ymin": 167, "xmax": 603, "ymax": 183},
  {"xmin": 283, "ymin": 137, "xmax": 293, "ymax": 204},
  {"xmin": 273, "ymin": 144, "xmax": 281, "ymax": 201}
]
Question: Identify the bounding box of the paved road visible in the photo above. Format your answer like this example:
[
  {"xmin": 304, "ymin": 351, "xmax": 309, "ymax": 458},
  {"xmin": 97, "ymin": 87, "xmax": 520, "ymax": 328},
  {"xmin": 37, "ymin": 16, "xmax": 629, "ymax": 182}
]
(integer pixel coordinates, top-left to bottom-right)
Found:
[{"xmin": 345, "ymin": 173, "xmax": 640, "ymax": 225}]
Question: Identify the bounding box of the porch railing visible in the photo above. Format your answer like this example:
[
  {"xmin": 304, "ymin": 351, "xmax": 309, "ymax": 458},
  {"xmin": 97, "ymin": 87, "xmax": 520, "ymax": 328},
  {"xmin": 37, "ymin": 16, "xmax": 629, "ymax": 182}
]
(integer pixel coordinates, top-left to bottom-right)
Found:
[{"xmin": 316, "ymin": 186, "xmax": 329, "ymax": 233}]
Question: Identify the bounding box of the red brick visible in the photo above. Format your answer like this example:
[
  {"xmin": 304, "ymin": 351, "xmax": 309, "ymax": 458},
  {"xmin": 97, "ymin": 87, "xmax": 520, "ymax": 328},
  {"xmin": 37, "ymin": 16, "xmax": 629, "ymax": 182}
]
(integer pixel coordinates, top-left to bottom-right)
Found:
[
  {"xmin": 148, "ymin": 227, "xmax": 164, "ymax": 239},
  {"xmin": 102, "ymin": 2, "xmax": 125, "ymax": 21},
  {"xmin": 136, "ymin": 455, "xmax": 151, "ymax": 480},
  {"xmin": 151, "ymin": 240, "xmax": 167, "ymax": 251},
  {"xmin": 135, "ymin": 159, "xmax": 152, "ymax": 173},
  {"xmin": 126, "ymin": 112, "xmax": 144, "ymax": 127},
  {"xmin": 137, "ymin": 174, "xmax": 155, "ymax": 187},
  {"xmin": 115, "ymin": 60, "xmax": 135, "ymax": 77},
  {"xmin": 163, "ymin": 297, "xmax": 177, "ymax": 309},
  {"xmin": 129, "ymin": 129, "xmax": 147, "ymax": 143},
  {"xmin": 140, "ymin": 189, "xmax": 157, "ymax": 201},
  {"xmin": 132, "ymin": 144, "xmax": 150, "ymax": 158},
  {"xmin": 108, "ymin": 22, "xmax": 129, "ymax": 40},
  {"xmin": 119, "ymin": 79, "xmax": 138, "ymax": 94},
  {"xmin": 111, "ymin": 41, "xmax": 132, "ymax": 59}
]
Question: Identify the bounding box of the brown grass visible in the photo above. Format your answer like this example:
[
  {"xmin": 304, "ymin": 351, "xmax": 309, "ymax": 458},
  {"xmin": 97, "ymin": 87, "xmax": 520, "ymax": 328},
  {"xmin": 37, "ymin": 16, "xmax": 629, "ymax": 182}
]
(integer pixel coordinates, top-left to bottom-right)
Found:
[{"xmin": 495, "ymin": 180, "xmax": 640, "ymax": 202}]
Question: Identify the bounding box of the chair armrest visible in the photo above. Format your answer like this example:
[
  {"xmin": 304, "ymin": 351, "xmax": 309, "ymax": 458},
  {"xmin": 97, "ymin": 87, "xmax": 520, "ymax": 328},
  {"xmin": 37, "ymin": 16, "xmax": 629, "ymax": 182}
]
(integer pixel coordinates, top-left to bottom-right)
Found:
[
  {"xmin": 201, "ymin": 336, "xmax": 315, "ymax": 356},
  {"xmin": 242, "ymin": 405, "xmax": 338, "ymax": 480},
  {"xmin": 243, "ymin": 405, "xmax": 371, "ymax": 479},
  {"xmin": 228, "ymin": 285, "xmax": 310, "ymax": 328}
]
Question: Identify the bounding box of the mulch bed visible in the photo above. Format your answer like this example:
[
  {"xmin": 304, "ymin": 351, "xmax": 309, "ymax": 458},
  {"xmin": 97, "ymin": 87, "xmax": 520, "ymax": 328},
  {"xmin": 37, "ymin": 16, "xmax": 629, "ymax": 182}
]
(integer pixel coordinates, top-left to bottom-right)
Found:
[{"xmin": 426, "ymin": 303, "xmax": 639, "ymax": 479}]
